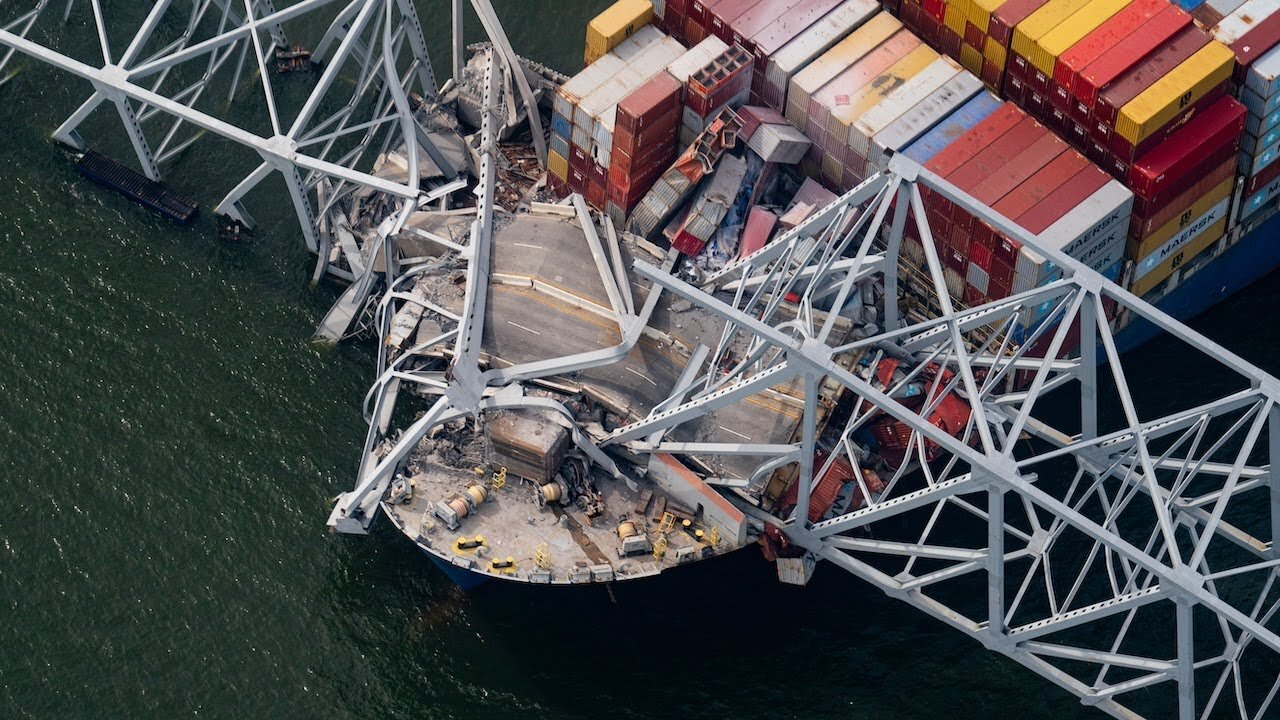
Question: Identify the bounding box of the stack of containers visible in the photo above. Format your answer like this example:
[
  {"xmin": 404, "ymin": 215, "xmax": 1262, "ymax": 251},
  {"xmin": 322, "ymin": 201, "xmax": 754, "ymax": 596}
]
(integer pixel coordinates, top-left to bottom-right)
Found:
[
  {"xmin": 1201, "ymin": 0, "xmax": 1280, "ymax": 223},
  {"xmin": 785, "ymin": 12, "xmax": 907, "ymax": 176},
  {"xmin": 803, "ymin": 28, "xmax": 926, "ymax": 186},
  {"xmin": 550, "ymin": 27, "xmax": 686, "ymax": 209},
  {"xmin": 902, "ymin": 100, "xmax": 1134, "ymax": 316},
  {"xmin": 1124, "ymin": 96, "xmax": 1246, "ymax": 295},
  {"xmin": 739, "ymin": 0, "xmax": 848, "ymax": 102},
  {"xmin": 607, "ymin": 72, "xmax": 684, "ymax": 223},
  {"xmin": 655, "ymin": 0, "xmax": 688, "ymax": 38},
  {"xmin": 584, "ymin": 0, "xmax": 654, "ymax": 65},
  {"xmin": 761, "ymin": 0, "xmax": 881, "ymax": 109},
  {"xmin": 666, "ymin": 36, "xmax": 732, "ymax": 145},
  {"xmin": 683, "ymin": 44, "xmax": 757, "ymax": 141},
  {"xmin": 824, "ymin": 43, "xmax": 951, "ymax": 185}
]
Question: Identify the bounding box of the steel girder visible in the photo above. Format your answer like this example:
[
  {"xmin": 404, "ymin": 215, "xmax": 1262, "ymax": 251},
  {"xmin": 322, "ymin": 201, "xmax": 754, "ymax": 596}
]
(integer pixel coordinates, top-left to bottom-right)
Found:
[
  {"xmin": 618, "ymin": 153, "xmax": 1280, "ymax": 720},
  {"xmin": 7, "ymin": 3, "xmax": 1280, "ymax": 718}
]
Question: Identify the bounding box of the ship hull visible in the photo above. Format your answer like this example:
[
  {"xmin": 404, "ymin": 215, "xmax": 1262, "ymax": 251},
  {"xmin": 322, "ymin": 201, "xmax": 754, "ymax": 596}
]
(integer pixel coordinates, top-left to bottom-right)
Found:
[
  {"xmin": 426, "ymin": 551, "xmax": 492, "ymax": 590},
  {"xmin": 1113, "ymin": 215, "xmax": 1280, "ymax": 354}
]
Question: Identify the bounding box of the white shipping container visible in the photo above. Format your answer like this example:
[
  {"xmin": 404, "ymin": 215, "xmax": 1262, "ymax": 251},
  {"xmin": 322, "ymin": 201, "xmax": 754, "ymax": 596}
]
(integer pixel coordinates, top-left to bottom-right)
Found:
[
  {"xmin": 1240, "ymin": 83, "xmax": 1280, "ymax": 118},
  {"xmin": 1246, "ymin": 44, "xmax": 1280, "ymax": 98},
  {"xmin": 1241, "ymin": 124, "xmax": 1280, "ymax": 154},
  {"xmin": 556, "ymin": 54, "xmax": 627, "ymax": 119},
  {"xmin": 1211, "ymin": 0, "xmax": 1280, "ymax": 46},
  {"xmin": 579, "ymin": 37, "xmax": 685, "ymax": 149},
  {"xmin": 667, "ymin": 37, "xmax": 730, "ymax": 84},
  {"xmin": 1015, "ymin": 180, "xmax": 1134, "ymax": 286},
  {"xmin": 847, "ymin": 57, "xmax": 962, "ymax": 161},
  {"xmin": 1240, "ymin": 134, "xmax": 1280, "ymax": 177},
  {"xmin": 865, "ymin": 72, "xmax": 982, "ymax": 175},
  {"xmin": 747, "ymin": 123, "xmax": 811, "ymax": 163},
  {"xmin": 765, "ymin": 0, "xmax": 880, "ymax": 109},
  {"xmin": 1204, "ymin": 0, "xmax": 1250, "ymax": 21}
]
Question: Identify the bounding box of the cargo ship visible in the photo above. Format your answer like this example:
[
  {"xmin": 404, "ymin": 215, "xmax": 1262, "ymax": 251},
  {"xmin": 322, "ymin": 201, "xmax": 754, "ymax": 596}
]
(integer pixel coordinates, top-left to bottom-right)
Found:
[{"xmin": 373, "ymin": 0, "xmax": 1280, "ymax": 588}]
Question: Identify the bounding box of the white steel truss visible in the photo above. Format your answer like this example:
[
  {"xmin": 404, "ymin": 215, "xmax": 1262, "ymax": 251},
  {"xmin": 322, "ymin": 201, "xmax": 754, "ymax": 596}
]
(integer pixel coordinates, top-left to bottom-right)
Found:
[{"xmin": 5, "ymin": 3, "xmax": 1280, "ymax": 718}]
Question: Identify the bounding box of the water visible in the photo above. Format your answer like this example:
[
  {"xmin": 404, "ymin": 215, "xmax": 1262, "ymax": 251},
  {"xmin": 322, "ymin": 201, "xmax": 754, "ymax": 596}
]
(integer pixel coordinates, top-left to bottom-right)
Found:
[{"xmin": 2, "ymin": 3, "xmax": 1279, "ymax": 718}]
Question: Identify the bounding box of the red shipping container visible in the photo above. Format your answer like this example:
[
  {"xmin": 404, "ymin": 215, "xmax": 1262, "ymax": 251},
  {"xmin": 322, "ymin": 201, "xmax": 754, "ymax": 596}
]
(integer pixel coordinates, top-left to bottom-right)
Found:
[
  {"xmin": 992, "ymin": 150, "xmax": 1089, "ymax": 221},
  {"xmin": 709, "ymin": 0, "xmax": 759, "ymax": 41},
  {"xmin": 989, "ymin": 256, "xmax": 1015, "ymax": 297},
  {"xmin": 1108, "ymin": 82, "xmax": 1227, "ymax": 162},
  {"xmin": 1230, "ymin": 11, "xmax": 1280, "ymax": 81},
  {"xmin": 927, "ymin": 103, "xmax": 1026, "ymax": 178},
  {"xmin": 1075, "ymin": 6, "xmax": 1190, "ymax": 112},
  {"xmin": 614, "ymin": 110, "xmax": 681, "ymax": 156},
  {"xmin": 981, "ymin": 58, "xmax": 1002, "ymax": 89},
  {"xmin": 1128, "ymin": 96, "xmax": 1245, "ymax": 200},
  {"xmin": 963, "ymin": 285, "xmax": 986, "ymax": 306},
  {"xmin": 1093, "ymin": 25, "xmax": 1209, "ymax": 128},
  {"xmin": 690, "ymin": 0, "xmax": 718, "ymax": 28},
  {"xmin": 945, "ymin": 246, "xmax": 967, "ymax": 271},
  {"xmin": 590, "ymin": 161, "xmax": 606, "ymax": 188},
  {"xmin": 964, "ymin": 21, "xmax": 983, "ymax": 50},
  {"xmin": 1006, "ymin": 73, "xmax": 1028, "ymax": 104},
  {"xmin": 970, "ymin": 132, "xmax": 1068, "ymax": 206},
  {"xmin": 586, "ymin": 179, "xmax": 607, "ymax": 209},
  {"xmin": 947, "ymin": 117, "xmax": 1048, "ymax": 192},
  {"xmin": 923, "ymin": 0, "xmax": 945, "ymax": 22},
  {"xmin": 994, "ymin": 235, "xmax": 1021, "ymax": 270},
  {"xmin": 612, "ymin": 139, "xmax": 676, "ymax": 178},
  {"xmin": 1246, "ymin": 155, "xmax": 1280, "ymax": 196},
  {"xmin": 616, "ymin": 72, "xmax": 683, "ymax": 137},
  {"xmin": 1053, "ymin": 0, "xmax": 1166, "ymax": 108},
  {"xmin": 940, "ymin": 25, "xmax": 962, "ymax": 56},
  {"xmin": 1015, "ymin": 164, "xmax": 1109, "ymax": 234},
  {"xmin": 971, "ymin": 241, "xmax": 993, "ymax": 272},
  {"xmin": 1129, "ymin": 156, "xmax": 1234, "ymax": 237},
  {"xmin": 990, "ymin": 0, "xmax": 1050, "ymax": 44},
  {"xmin": 685, "ymin": 13, "xmax": 707, "ymax": 43},
  {"xmin": 569, "ymin": 165, "xmax": 589, "ymax": 194},
  {"xmin": 570, "ymin": 144, "xmax": 590, "ymax": 174}
]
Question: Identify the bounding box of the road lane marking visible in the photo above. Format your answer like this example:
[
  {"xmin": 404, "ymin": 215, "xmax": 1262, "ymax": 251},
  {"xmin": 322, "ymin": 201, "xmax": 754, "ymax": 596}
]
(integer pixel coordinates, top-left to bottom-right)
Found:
[
  {"xmin": 507, "ymin": 321, "xmax": 541, "ymax": 335},
  {"xmin": 719, "ymin": 425, "xmax": 751, "ymax": 440},
  {"xmin": 625, "ymin": 367, "xmax": 658, "ymax": 387},
  {"xmin": 513, "ymin": 242, "xmax": 543, "ymax": 249}
]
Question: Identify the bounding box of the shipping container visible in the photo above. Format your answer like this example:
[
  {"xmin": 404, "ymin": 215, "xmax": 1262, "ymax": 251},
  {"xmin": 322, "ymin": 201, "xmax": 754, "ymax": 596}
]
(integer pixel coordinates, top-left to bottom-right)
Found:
[
  {"xmin": 585, "ymin": 0, "xmax": 654, "ymax": 65},
  {"xmin": 866, "ymin": 71, "xmax": 984, "ymax": 174},
  {"xmin": 1128, "ymin": 176, "xmax": 1233, "ymax": 258},
  {"xmin": 840, "ymin": 53, "xmax": 957, "ymax": 159},
  {"xmin": 1129, "ymin": 216, "xmax": 1228, "ymax": 295},
  {"xmin": 1052, "ymin": 0, "xmax": 1163, "ymax": 109},
  {"xmin": 764, "ymin": 0, "xmax": 881, "ymax": 108},
  {"xmin": 902, "ymin": 91, "xmax": 1003, "ymax": 163},
  {"xmin": 1030, "ymin": 0, "xmax": 1131, "ymax": 86},
  {"xmin": 747, "ymin": 0, "xmax": 845, "ymax": 80},
  {"xmin": 1114, "ymin": 40, "xmax": 1233, "ymax": 145},
  {"xmin": 556, "ymin": 53, "xmax": 629, "ymax": 121},
  {"xmin": 805, "ymin": 29, "xmax": 921, "ymax": 141},
  {"xmin": 708, "ymin": 0, "xmax": 761, "ymax": 42},
  {"xmin": 991, "ymin": 148, "xmax": 1090, "ymax": 219},
  {"xmin": 1010, "ymin": 0, "xmax": 1093, "ymax": 78},
  {"xmin": 786, "ymin": 12, "xmax": 903, "ymax": 124},
  {"xmin": 1129, "ymin": 156, "xmax": 1235, "ymax": 235},
  {"xmin": 1074, "ymin": 6, "xmax": 1190, "ymax": 112},
  {"xmin": 1128, "ymin": 95, "xmax": 1246, "ymax": 199}
]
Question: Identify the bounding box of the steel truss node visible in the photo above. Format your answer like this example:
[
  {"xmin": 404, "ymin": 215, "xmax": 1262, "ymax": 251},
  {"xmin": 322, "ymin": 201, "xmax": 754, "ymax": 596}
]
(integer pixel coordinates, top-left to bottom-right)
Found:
[{"xmin": 5, "ymin": 3, "xmax": 1280, "ymax": 718}]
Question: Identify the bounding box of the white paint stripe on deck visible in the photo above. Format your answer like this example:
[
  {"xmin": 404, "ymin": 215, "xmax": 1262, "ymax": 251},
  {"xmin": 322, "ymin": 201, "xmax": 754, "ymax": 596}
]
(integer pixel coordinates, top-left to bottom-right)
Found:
[
  {"xmin": 719, "ymin": 425, "xmax": 751, "ymax": 441},
  {"xmin": 625, "ymin": 367, "xmax": 658, "ymax": 387},
  {"xmin": 507, "ymin": 321, "xmax": 541, "ymax": 335}
]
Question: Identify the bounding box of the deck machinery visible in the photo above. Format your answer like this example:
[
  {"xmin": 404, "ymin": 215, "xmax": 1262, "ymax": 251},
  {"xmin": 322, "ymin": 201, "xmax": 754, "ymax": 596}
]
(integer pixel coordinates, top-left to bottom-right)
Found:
[{"xmin": 5, "ymin": 1, "xmax": 1280, "ymax": 718}]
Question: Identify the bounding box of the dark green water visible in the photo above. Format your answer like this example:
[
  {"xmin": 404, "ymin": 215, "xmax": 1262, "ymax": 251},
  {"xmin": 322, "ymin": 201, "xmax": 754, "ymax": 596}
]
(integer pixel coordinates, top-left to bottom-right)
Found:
[{"xmin": 3, "ymin": 2, "xmax": 1280, "ymax": 718}]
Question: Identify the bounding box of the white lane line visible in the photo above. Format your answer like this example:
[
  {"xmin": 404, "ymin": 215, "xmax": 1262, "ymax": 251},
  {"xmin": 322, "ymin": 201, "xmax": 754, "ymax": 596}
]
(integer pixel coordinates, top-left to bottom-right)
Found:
[
  {"xmin": 513, "ymin": 242, "xmax": 543, "ymax": 249},
  {"xmin": 719, "ymin": 425, "xmax": 751, "ymax": 440},
  {"xmin": 507, "ymin": 321, "xmax": 541, "ymax": 335},
  {"xmin": 625, "ymin": 367, "xmax": 658, "ymax": 387}
]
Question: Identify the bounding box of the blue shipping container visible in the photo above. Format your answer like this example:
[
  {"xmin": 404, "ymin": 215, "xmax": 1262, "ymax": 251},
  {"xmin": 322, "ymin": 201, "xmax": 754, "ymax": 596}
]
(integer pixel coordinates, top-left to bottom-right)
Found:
[{"xmin": 902, "ymin": 92, "xmax": 1003, "ymax": 166}]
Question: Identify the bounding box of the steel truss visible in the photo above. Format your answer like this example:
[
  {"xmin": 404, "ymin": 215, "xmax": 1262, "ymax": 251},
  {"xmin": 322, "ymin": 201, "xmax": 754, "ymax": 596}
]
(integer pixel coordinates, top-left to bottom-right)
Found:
[{"xmin": 6, "ymin": 3, "xmax": 1280, "ymax": 718}]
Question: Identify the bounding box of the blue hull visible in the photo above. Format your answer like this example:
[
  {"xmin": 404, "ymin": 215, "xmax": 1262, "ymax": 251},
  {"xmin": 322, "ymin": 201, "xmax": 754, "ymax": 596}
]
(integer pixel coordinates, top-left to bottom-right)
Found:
[
  {"xmin": 427, "ymin": 552, "xmax": 491, "ymax": 589},
  {"xmin": 1113, "ymin": 212, "xmax": 1280, "ymax": 355}
]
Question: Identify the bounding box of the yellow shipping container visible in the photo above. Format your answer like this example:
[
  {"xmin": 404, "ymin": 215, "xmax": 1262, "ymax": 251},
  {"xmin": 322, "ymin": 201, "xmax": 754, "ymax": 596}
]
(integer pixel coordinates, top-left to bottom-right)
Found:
[
  {"xmin": 1031, "ymin": 0, "xmax": 1130, "ymax": 78},
  {"xmin": 970, "ymin": 0, "xmax": 1009, "ymax": 32},
  {"xmin": 944, "ymin": 3, "xmax": 967, "ymax": 35},
  {"xmin": 548, "ymin": 150, "xmax": 568, "ymax": 181},
  {"xmin": 1116, "ymin": 42, "xmax": 1235, "ymax": 145},
  {"xmin": 584, "ymin": 0, "xmax": 653, "ymax": 65},
  {"xmin": 1129, "ymin": 219, "xmax": 1226, "ymax": 296},
  {"xmin": 821, "ymin": 149, "xmax": 845, "ymax": 185},
  {"xmin": 827, "ymin": 44, "xmax": 939, "ymax": 139},
  {"xmin": 1127, "ymin": 177, "xmax": 1233, "ymax": 259},
  {"xmin": 787, "ymin": 13, "xmax": 903, "ymax": 126},
  {"xmin": 984, "ymin": 35, "xmax": 1008, "ymax": 67},
  {"xmin": 1011, "ymin": 0, "xmax": 1091, "ymax": 64},
  {"xmin": 960, "ymin": 43, "xmax": 983, "ymax": 74}
]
